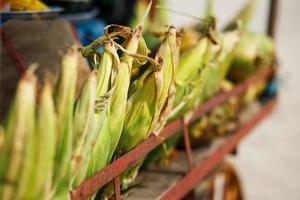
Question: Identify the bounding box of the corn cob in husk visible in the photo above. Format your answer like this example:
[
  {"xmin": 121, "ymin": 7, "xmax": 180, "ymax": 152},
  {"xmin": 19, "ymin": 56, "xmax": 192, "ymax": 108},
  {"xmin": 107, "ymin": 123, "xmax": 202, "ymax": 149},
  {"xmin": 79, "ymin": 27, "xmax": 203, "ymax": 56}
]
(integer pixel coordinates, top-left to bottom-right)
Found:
[
  {"xmin": 71, "ymin": 42, "xmax": 118, "ymax": 188},
  {"xmin": 30, "ymin": 82, "xmax": 56, "ymax": 200},
  {"xmin": 169, "ymin": 37, "xmax": 209, "ymax": 121},
  {"xmin": 52, "ymin": 48, "xmax": 78, "ymax": 198},
  {"xmin": 71, "ymin": 71, "xmax": 98, "ymax": 187},
  {"xmin": 0, "ymin": 69, "xmax": 37, "ymax": 200},
  {"xmin": 85, "ymin": 43, "xmax": 120, "ymax": 179},
  {"xmin": 202, "ymin": 30, "xmax": 241, "ymax": 99},
  {"xmin": 149, "ymin": 26, "xmax": 178, "ymax": 135}
]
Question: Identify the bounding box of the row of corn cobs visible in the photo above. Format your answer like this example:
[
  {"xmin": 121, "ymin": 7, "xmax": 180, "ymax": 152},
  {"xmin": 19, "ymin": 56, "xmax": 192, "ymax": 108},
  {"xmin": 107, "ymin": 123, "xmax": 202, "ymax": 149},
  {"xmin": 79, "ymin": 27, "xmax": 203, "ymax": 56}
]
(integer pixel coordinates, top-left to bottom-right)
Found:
[{"xmin": 0, "ymin": 1, "xmax": 275, "ymax": 199}]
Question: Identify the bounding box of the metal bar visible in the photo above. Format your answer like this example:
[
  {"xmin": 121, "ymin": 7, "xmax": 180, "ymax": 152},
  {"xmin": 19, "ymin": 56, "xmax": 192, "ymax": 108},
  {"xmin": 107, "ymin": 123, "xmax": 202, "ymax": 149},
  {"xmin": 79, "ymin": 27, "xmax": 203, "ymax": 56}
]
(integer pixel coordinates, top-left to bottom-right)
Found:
[
  {"xmin": 181, "ymin": 118, "xmax": 194, "ymax": 170},
  {"xmin": 267, "ymin": 0, "xmax": 279, "ymax": 38},
  {"xmin": 159, "ymin": 99, "xmax": 276, "ymax": 200},
  {"xmin": 71, "ymin": 66, "xmax": 273, "ymax": 200},
  {"xmin": 113, "ymin": 176, "xmax": 121, "ymax": 200},
  {"xmin": 182, "ymin": 119, "xmax": 197, "ymax": 200}
]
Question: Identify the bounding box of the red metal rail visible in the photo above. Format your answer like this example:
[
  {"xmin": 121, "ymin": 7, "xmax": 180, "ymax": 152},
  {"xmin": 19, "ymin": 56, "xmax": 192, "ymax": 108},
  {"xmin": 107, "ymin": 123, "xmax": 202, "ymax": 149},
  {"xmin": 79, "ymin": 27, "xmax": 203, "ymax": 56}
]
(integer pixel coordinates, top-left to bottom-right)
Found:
[
  {"xmin": 160, "ymin": 99, "xmax": 276, "ymax": 200},
  {"xmin": 70, "ymin": 66, "xmax": 274, "ymax": 200}
]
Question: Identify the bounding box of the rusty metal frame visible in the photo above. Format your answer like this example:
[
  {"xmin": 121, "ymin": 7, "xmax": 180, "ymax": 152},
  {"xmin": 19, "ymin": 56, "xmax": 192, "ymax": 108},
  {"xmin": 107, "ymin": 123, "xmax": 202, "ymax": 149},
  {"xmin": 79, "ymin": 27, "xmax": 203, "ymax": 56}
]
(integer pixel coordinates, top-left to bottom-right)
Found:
[
  {"xmin": 70, "ymin": 66, "xmax": 274, "ymax": 200},
  {"xmin": 159, "ymin": 99, "xmax": 276, "ymax": 200}
]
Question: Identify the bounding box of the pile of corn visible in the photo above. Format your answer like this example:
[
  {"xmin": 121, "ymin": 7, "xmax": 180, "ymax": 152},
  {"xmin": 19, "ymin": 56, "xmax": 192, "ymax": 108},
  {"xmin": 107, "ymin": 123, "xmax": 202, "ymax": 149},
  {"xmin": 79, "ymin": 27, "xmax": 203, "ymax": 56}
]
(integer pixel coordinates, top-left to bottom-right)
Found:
[{"xmin": 0, "ymin": 1, "xmax": 276, "ymax": 199}]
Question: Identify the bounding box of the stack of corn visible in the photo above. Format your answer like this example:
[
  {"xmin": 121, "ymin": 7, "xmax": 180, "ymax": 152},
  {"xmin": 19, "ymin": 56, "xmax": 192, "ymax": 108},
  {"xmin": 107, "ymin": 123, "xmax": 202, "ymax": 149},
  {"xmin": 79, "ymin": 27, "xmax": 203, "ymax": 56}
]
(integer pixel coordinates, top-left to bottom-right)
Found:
[
  {"xmin": 0, "ymin": 1, "xmax": 276, "ymax": 199},
  {"xmin": 0, "ymin": 2, "xmax": 156, "ymax": 198},
  {"xmin": 0, "ymin": 49, "xmax": 82, "ymax": 199}
]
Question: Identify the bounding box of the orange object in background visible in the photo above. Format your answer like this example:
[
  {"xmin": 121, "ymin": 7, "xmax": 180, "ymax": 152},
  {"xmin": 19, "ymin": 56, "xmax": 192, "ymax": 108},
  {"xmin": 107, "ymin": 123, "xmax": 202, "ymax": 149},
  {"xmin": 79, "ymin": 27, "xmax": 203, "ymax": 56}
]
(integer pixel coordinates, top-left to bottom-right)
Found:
[{"xmin": 0, "ymin": 0, "xmax": 10, "ymax": 11}]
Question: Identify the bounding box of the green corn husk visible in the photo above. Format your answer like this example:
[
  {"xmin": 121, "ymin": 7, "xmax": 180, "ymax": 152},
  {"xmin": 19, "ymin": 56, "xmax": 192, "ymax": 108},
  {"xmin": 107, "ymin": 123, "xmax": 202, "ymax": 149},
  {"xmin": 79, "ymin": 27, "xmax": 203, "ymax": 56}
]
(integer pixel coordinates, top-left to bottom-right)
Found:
[
  {"xmin": 53, "ymin": 48, "xmax": 78, "ymax": 197},
  {"xmin": 150, "ymin": 26, "xmax": 178, "ymax": 134},
  {"xmin": 85, "ymin": 47, "xmax": 116, "ymax": 179},
  {"xmin": 109, "ymin": 77, "xmax": 154, "ymax": 193},
  {"xmin": 0, "ymin": 69, "xmax": 37, "ymax": 200},
  {"xmin": 97, "ymin": 34, "xmax": 139, "ymax": 166},
  {"xmin": 203, "ymin": 30, "xmax": 240, "ymax": 99},
  {"xmin": 31, "ymin": 82, "xmax": 56, "ymax": 200},
  {"xmin": 71, "ymin": 71, "xmax": 97, "ymax": 187},
  {"xmin": 169, "ymin": 37, "xmax": 209, "ymax": 121},
  {"xmin": 73, "ymin": 43, "xmax": 119, "ymax": 187},
  {"xmin": 117, "ymin": 69, "xmax": 159, "ymax": 155}
]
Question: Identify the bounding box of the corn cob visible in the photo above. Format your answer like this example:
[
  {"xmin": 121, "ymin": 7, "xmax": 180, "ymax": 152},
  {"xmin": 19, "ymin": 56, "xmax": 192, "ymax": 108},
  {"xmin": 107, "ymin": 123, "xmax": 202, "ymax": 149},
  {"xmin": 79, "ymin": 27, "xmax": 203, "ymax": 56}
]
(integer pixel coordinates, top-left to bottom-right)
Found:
[
  {"xmin": 53, "ymin": 48, "xmax": 78, "ymax": 197},
  {"xmin": 71, "ymin": 71, "xmax": 97, "ymax": 187},
  {"xmin": 102, "ymin": 56, "xmax": 159, "ymax": 200},
  {"xmin": 119, "ymin": 69, "xmax": 159, "ymax": 154},
  {"xmin": 30, "ymin": 82, "xmax": 56, "ymax": 199},
  {"xmin": 76, "ymin": 42, "xmax": 118, "ymax": 183},
  {"xmin": 203, "ymin": 30, "xmax": 240, "ymax": 99},
  {"xmin": 150, "ymin": 26, "xmax": 178, "ymax": 134},
  {"xmin": 0, "ymin": 68, "xmax": 37, "ymax": 200},
  {"xmin": 169, "ymin": 37, "xmax": 209, "ymax": 121}
]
